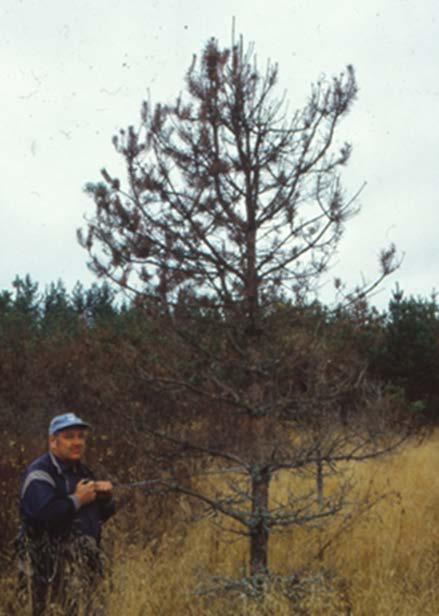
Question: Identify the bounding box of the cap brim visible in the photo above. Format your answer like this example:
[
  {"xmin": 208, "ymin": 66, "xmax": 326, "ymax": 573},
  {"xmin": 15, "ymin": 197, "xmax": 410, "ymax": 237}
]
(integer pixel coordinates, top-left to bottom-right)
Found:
[{"xmin": 51, "ymin": 422, "xmax": 90, "ymax": 434}]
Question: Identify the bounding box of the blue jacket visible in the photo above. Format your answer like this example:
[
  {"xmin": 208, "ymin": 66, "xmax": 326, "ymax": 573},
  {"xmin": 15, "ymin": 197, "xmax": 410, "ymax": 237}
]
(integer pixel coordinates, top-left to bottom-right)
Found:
[{"xmin": 20, "ymin": 452, "xmax": 115, "ymax": 544}]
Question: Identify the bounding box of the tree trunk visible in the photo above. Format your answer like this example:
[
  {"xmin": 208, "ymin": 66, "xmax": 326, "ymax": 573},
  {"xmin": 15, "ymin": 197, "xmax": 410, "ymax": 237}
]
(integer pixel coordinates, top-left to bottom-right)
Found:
[
  {"xmin": 316, "ymin": 445, "xmax": 324, "ymax": 511},
  {"xmin": 250, "ymin": 465, "xmax": 270, "ymax": 577},
  {"xmin": 316, "ymin": 444, "xmax": 324, "ymax": 561}
]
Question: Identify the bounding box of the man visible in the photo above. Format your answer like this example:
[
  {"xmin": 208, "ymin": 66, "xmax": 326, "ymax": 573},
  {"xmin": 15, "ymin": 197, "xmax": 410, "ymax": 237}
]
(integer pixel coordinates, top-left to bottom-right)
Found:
[{"xmin": 18, "ymin": 412, "xmax": 116, "ymax": 615}]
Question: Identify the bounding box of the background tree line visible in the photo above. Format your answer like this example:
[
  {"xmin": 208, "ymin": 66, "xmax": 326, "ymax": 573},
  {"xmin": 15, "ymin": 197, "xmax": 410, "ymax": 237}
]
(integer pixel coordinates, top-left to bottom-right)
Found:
[{"xmin": 0, "ymin": 274, "xmax": 438, "ymax": 434}]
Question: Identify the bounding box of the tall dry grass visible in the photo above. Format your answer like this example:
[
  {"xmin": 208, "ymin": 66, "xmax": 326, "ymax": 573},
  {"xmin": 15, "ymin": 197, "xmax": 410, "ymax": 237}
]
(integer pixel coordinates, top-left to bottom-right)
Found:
[
  {"xmin": 104, "ymin": 434, "xmax": 439, "ymax": 615},
  {"xmin": 3, "ymin": 433, "xmax": 439, "ymax": 615}
]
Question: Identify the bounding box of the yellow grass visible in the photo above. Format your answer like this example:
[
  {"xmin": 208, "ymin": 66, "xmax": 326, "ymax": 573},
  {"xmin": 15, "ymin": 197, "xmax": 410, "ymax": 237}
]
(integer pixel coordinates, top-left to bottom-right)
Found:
[
  {"xmin": 4, "ymin": 433, "xmax": 439, "ymax": 615},
  {"xmin": 104, "ymin": 434, "xmax": 439, "ymax": 615}
]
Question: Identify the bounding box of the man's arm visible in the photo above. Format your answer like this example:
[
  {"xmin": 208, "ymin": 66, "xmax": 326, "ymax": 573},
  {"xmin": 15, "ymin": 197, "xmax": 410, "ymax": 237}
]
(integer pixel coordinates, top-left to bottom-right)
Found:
[{"xmin": 21, "ymin": 477, "xmax": 97, "ymax": 531}]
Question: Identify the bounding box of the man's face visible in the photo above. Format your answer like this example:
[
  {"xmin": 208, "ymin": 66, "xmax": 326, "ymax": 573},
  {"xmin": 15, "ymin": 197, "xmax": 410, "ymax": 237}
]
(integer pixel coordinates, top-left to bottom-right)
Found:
[{"xmin": 49, "ymin": 427, "xmax": 87, "ymax": 463}]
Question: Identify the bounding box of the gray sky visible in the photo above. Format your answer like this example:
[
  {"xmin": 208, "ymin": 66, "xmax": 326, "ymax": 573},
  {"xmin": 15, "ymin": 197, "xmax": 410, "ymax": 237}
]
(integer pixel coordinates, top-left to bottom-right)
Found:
[{"xmin": 1, "ymin": 0, "xmax": 438, "ymax": 308}]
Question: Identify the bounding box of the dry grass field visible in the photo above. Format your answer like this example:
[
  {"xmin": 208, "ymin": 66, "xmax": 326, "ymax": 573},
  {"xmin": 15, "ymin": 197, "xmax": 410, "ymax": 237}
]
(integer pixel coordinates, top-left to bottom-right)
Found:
[{"xmin": 3, "ymin": 432, "xmax": 439, "ymax": 615}]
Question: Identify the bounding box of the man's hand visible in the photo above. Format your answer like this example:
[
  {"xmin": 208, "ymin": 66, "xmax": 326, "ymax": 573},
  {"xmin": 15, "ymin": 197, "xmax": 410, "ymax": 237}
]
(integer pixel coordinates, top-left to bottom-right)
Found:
[
  {"xmin": 94, "ymin": 481, "xmax": 113, "ymax": 500},
  {"xmin": 74, "ymin": 479, "xmax": 97, "ymax": 505}
]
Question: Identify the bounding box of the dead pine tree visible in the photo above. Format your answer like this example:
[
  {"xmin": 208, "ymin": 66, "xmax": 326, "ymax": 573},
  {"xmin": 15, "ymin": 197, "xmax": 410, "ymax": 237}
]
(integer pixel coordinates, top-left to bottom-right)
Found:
[{"xmin": 79, "ymin": 36, "xmax": 409, "ymax": 596}]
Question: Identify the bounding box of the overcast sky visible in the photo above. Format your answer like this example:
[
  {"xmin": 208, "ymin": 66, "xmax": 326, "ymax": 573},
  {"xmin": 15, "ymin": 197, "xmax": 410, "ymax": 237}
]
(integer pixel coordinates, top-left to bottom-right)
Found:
[{"xmin": 1, "ymin": 0, "xmax": 438, "ymax": 309}]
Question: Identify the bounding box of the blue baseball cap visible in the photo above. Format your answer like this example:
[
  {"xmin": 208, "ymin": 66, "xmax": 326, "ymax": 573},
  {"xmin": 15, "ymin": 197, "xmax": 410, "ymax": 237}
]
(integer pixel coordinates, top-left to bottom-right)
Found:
[{"xmin": 48, "ymin": 413, "xmax": 90, "ymax": 435}]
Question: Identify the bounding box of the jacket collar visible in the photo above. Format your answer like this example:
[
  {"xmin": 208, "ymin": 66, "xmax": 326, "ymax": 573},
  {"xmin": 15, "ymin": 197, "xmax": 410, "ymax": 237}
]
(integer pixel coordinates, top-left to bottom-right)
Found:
[{"xmin": 49, "ymin": 451, "xmax": 63, "ymax": 474}]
